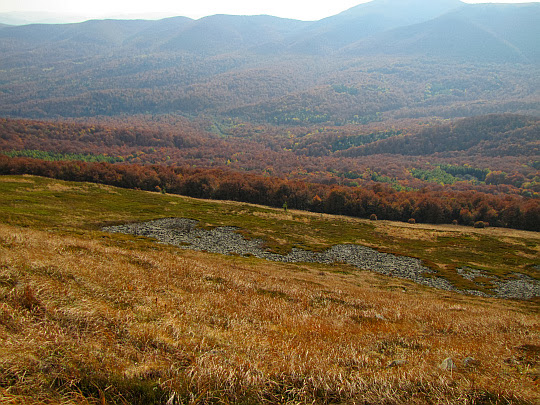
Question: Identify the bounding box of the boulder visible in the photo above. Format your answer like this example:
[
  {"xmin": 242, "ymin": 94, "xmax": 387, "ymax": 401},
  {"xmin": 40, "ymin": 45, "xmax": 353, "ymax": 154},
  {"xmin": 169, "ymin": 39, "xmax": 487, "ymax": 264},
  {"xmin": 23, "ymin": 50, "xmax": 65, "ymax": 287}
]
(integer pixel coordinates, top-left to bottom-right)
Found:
[
  {"xmin": 463, "ymin": 357, "xmax": 480, "ymax": 369},
  {"xmin": 439, "ymin": 357, "xmax": 456, "ymax": 371},
  {"xmin": 387, "ymin": 359, "xmax": 407, "ymax": 368}
]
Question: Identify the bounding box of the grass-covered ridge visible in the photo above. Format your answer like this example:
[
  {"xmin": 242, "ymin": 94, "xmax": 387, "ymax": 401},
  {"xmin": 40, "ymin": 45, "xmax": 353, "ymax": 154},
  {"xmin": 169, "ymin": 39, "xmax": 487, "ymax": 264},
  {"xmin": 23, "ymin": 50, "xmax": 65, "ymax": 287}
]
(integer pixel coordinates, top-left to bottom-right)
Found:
[{"xmin": 0, "ymin": 175, "xmax": 539, "ymax": 403}]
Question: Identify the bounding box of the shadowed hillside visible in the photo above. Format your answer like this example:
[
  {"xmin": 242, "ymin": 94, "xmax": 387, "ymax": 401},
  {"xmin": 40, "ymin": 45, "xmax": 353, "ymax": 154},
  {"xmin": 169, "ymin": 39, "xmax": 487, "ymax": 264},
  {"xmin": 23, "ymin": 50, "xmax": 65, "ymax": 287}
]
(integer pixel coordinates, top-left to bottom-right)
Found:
[{"xmin": 287, "ymin": 0, "xmax": 464, "ymax": 53}]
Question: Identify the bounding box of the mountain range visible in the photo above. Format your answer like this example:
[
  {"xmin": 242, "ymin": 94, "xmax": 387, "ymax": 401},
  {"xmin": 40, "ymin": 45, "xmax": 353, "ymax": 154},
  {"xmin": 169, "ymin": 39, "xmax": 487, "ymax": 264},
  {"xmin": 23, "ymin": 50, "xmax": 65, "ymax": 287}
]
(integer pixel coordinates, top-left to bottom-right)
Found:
[
  {"xmin": 1, "ymin": 0, "xmax": 538, "ymax": 61},
  {"xmin": 0, "ymin": 0, "xmax": 538, "ymax": 121}
]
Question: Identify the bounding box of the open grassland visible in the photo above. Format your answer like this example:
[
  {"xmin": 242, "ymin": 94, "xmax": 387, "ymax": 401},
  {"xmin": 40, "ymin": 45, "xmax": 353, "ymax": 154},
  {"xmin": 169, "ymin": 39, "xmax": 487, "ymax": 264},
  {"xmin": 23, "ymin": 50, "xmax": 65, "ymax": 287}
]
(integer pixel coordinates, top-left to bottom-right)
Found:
[
  {"xmin": 0, "ymin": 175, "xmax": 538, "ymax": 292},
  {"xmin": 0, "ymin": 175, "xmax": 539, "ymax": 404}
]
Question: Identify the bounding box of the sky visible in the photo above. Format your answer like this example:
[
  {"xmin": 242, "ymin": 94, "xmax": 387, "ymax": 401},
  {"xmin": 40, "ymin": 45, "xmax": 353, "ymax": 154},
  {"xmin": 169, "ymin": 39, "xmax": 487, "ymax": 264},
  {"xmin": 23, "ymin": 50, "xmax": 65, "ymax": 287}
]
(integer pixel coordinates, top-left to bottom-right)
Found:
[{"xmin": 0, "ymin": 0, "xmax": 538, "ymax": 23}]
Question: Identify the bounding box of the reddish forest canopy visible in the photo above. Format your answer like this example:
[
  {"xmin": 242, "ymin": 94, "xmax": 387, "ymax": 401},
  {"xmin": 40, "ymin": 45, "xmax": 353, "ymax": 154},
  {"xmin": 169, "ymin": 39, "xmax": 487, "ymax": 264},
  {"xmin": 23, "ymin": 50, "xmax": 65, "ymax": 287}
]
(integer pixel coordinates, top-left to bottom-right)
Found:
[{"xmin": 0, "ymin": 116, "xmax": 538, "ymax": 231}]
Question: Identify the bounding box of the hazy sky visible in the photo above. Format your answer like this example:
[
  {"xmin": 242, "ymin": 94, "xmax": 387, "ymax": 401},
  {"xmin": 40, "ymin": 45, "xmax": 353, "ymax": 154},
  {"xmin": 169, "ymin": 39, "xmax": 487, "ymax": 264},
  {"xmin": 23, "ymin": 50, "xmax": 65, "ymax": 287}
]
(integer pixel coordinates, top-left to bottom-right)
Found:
[{"xmin": 1, "ymin": 0, "xmax": 537, "ymax": 21}]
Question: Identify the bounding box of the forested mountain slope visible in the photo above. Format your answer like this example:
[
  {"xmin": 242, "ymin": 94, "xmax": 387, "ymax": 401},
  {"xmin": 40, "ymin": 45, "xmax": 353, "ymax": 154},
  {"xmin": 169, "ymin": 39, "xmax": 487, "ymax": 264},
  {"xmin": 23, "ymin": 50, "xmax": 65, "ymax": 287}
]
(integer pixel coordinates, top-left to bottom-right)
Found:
[
  {"xmin": 338, "ymin": 114, "xmax": 540, "ymax": 157},
  {"xmin": 1, "ymin": 114, "xmax": 538, "ymax": 210},
  {"xmin": 0, "ymin": 1, "xmax": 538, "ymax": 121}
]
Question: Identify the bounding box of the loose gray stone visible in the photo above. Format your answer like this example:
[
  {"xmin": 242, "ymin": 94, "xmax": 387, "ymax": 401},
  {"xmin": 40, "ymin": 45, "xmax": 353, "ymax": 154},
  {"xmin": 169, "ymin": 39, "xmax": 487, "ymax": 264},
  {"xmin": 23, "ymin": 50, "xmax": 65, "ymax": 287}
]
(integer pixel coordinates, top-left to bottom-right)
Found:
[
  {"xmin": 458, "ymin": 267, "xmax": 540, "ymax": 300},
  {"xmin": 387, "ymin": 359, "xmax": 407, "ymax": 368},
  {"xmin": 439, "ymin": 357, "xmax": 456, "ymax": 371},
  {"xmin": 102, "ymin": 218, "xmax": 540, "ymax": 300},
  {"xmin": 463, "ymin": 357, "xmax": 480, "ymax": 369}
]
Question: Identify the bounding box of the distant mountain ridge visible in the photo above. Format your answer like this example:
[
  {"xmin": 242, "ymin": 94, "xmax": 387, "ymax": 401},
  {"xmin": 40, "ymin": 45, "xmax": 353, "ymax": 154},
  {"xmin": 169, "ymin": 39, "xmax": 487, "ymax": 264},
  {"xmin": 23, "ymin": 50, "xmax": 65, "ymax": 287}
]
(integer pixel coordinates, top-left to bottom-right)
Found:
[
  {"xmin": 1, "ymin": 0, "xmax": 538, "ymax": 60},
  {"xmin": 157, "ymin": 15, "xmax": 309, "ymax": 54},
  {"xmin": 342, "ymin": 3, "xmax": 540, "ymax": 62},
  {"xmin": 285, "ymin": 0, "xmax": 464, "ymax": 53},
  {"xmin": 0, "ymin": 1, "xmax": 538, "ymax": 121}
]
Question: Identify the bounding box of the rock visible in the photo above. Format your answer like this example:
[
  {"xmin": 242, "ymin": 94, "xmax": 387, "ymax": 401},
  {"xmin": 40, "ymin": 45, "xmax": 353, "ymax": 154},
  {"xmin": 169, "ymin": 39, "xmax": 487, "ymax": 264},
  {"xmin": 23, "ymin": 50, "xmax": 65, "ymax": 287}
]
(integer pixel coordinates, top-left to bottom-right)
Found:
[
  {"xmin": 387, "ymin": 359, "xmax": 407, "ymax": 368},
  {"xmin": 102, "ymin": 218, "xmax": 540, "ymax": 300},
  {"xmin": 463, "ymin": 357, "xmax": 480, "ymax": 369},
  {"xmin": 457, "ymin": 267, "xmax": 540, "ymax": 300},
  {"xmin": 374, "ymin": 313, "xmax": 386, "ymax": 321},
  {"xmin": 439, "ymin": 357, "xmax": 456, "ymax": 371}
]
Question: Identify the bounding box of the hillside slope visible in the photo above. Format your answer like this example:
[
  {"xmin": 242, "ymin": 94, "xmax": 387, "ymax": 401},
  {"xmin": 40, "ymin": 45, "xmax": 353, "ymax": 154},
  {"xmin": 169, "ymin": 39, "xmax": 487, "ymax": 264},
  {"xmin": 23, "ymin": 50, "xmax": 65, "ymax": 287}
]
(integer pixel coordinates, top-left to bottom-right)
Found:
[
  {"xmin": 1, "ymin": 2, "xmax": 537, "ymax": 59},
  {"xmin": 0, "ymin": 175, "xmax": 538, "ymax": 404},
  {"xmin": 338, "ymin": 114, "xmax": 540, "ymax": 157}
]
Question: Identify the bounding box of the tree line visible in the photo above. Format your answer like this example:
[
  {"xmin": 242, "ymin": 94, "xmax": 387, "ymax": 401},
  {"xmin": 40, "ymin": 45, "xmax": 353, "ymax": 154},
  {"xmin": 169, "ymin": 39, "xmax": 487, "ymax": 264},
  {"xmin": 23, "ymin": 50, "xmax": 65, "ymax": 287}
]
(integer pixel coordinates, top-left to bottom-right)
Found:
[{"xmin": 1, "ymin": 155, "xmax": 538, "ymax": 231}]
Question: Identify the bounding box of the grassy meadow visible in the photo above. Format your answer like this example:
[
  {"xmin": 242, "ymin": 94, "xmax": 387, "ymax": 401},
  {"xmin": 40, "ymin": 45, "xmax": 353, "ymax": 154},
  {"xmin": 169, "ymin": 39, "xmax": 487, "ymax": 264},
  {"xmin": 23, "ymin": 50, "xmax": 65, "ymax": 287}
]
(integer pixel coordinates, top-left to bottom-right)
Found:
[{"xmin": 0, "ymin": 175, "xmax": 539, "ymax": 404}]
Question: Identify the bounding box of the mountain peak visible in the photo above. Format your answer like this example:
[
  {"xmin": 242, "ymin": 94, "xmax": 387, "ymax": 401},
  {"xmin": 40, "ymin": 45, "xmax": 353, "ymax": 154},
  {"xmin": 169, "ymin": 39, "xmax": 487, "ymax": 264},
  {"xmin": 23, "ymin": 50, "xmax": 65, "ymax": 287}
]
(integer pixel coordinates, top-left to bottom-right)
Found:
[
  {"xmin": 337, "ymin": 0, "xmax": 464, "ymax": 18},
  {"xmin": 287, "ymin": 0, "xmax": 465, "ymax": 53}
]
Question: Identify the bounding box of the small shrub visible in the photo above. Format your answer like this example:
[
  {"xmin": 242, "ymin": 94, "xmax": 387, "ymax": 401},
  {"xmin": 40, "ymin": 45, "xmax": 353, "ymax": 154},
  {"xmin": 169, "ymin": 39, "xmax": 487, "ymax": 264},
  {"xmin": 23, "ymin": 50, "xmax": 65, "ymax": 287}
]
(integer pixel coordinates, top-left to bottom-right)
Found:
[
  {"xmin": 408, "ymin": 218, "xmax": 416, "ymax": 224},
  {"xmin": 452, "ymin": 220, "xmax": 459, "ymax": 225},
  {"xmin": 474, "ymin": 221, "xmax": 485, "ymax": 229},
  {"xmin": 370, "ymin": 214, "xmax": 378, "ymax": 221}
]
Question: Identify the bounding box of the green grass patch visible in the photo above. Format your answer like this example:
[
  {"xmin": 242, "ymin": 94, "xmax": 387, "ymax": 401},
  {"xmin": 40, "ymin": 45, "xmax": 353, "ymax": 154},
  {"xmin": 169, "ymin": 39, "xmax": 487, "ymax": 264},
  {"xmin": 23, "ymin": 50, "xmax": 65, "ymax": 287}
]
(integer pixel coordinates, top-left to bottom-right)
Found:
[{"xmin": 1, "ymin": 149, "xmax": 123, "ymax": 163}]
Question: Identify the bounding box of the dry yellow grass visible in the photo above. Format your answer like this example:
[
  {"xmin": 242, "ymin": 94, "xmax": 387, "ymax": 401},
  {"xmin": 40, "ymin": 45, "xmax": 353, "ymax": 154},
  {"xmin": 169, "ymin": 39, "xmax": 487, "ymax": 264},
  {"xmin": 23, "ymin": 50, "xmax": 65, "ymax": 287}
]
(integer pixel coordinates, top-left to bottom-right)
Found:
[{"xmin": 0, "ymin": 222, "xmax": 538, "ymax": 404}]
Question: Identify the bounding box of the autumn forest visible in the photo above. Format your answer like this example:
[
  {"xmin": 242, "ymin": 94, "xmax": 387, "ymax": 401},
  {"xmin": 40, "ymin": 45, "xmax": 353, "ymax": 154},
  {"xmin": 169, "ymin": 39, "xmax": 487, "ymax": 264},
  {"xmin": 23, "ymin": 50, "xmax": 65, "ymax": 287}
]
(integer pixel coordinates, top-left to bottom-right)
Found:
[
  {"xmin": 0, "ymin": 1, "xmax": 539, "ymax": 231},
  {"xmin": 1, "ymin": 113, "xmax": 538, "ymax": 231}
]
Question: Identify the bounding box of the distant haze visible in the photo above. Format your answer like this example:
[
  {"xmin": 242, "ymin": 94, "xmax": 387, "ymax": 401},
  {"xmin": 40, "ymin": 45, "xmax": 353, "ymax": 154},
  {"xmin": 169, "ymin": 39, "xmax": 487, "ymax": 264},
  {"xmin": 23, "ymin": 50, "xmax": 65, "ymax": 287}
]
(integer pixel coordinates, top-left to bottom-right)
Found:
[{"xmin": 0, "ymin": 0, "xmax": 538, "ymax": 24}]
